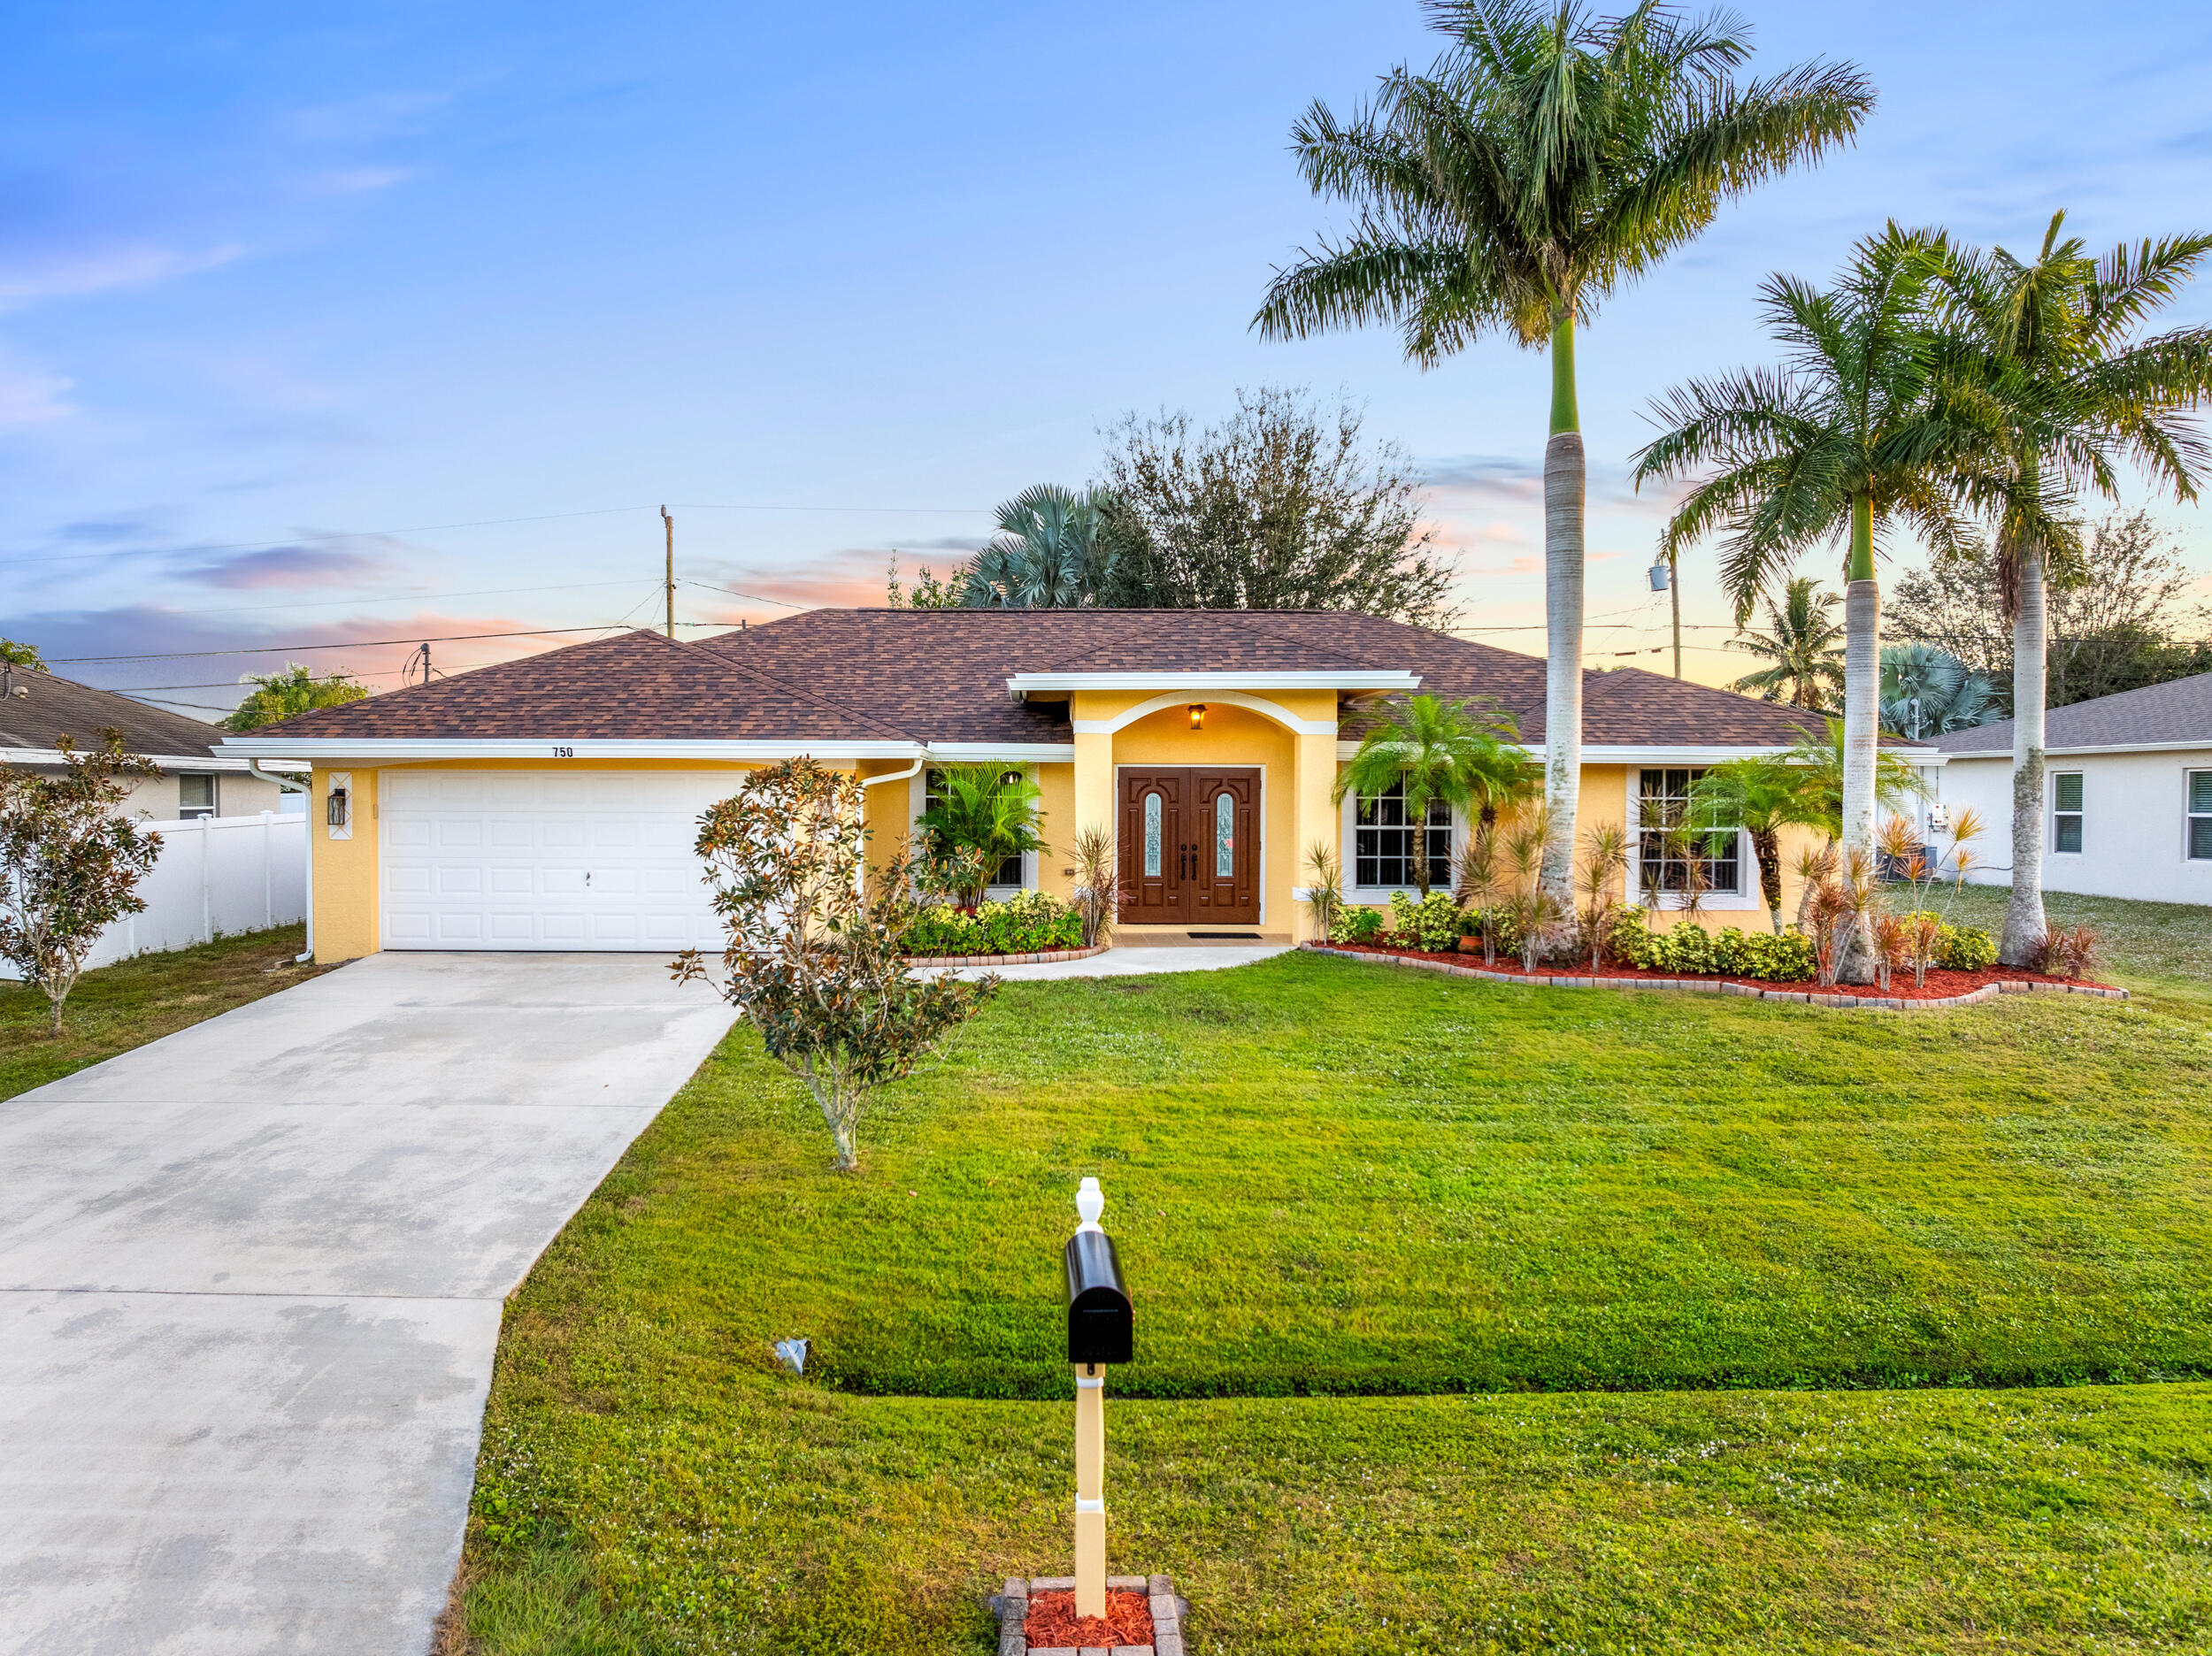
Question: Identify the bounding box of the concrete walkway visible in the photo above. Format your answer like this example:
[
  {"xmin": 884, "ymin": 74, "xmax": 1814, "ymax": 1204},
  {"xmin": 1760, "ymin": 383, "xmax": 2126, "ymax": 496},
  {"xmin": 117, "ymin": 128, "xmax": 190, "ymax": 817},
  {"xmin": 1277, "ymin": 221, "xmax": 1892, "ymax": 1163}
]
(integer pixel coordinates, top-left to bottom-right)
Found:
[
  {"xmin": 0, "ymin": 954, "xmax": 736, "ymax": 1656},
  {"xmin": 944, "ymin": 942, "xmax": 1294, "ymax": 981}
]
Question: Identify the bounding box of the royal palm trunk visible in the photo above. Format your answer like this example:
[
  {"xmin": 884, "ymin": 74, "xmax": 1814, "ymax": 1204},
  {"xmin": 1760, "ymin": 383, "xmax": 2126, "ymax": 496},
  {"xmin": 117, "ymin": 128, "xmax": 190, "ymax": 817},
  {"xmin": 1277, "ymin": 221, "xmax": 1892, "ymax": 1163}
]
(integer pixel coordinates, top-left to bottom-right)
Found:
[
  {"xmin": 1838, "ymin": 493, "xmax": 1879, "ymax": 984},
  {"xmin": 2002, "ymin": 537, "xmax": 2049, "ymax": 966},
  {"xmin": 1540, "ymin": 308, "xmax": 1585, "ymax": 902}
]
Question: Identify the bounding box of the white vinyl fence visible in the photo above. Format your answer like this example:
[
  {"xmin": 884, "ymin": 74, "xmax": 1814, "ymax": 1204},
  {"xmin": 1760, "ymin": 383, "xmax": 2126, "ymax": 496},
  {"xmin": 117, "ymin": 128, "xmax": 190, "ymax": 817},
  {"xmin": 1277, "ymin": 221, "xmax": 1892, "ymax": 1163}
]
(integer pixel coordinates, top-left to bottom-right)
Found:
[{"xmin": 2, "ymin": 810, "xmax": 308, "ymax": 979}]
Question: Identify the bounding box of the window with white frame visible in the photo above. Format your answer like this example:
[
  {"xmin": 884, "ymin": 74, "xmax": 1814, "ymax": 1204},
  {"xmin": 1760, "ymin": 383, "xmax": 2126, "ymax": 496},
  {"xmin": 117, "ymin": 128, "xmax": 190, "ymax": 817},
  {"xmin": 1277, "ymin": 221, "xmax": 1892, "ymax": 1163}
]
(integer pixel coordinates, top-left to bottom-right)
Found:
[
  {"xmin": 2052, "ymin": 771, "xmax": 2084, "ymax": 855},
  {"xmin": 1353, "ymin": 778, "xmax": 1452, "ymax": 890},
  {"xmin": 179, "ymin": 773, "xmax": 217, "ymax": 820},
  {"xmin": 1634, "ymin": 768, "xmax": 1740, "ymax": 898},
  {"xmin": 2190, "ymin": 772, "xmax": 2212, "ymax": 862},
  {"xmin": 923, "ymin": 768, "xmax": 1027, "ymax": 887}
]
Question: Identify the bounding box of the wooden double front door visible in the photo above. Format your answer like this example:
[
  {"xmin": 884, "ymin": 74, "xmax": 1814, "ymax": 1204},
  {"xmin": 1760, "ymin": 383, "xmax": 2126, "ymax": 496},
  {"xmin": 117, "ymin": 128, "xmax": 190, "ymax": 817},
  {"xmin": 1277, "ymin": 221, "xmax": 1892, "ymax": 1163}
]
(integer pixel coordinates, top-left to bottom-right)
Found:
[{"xmin": 1118, "ymin": 768, "xmax": 1260, "ymax": 927}]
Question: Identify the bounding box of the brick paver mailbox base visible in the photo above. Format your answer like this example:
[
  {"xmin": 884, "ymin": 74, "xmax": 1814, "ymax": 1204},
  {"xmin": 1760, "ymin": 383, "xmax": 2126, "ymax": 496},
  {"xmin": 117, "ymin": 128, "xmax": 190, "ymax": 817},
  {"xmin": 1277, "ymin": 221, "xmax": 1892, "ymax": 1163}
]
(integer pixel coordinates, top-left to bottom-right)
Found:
[{"xmin": 990, "ymin": 1573, "xmax": 1189, "ymax": 1656}]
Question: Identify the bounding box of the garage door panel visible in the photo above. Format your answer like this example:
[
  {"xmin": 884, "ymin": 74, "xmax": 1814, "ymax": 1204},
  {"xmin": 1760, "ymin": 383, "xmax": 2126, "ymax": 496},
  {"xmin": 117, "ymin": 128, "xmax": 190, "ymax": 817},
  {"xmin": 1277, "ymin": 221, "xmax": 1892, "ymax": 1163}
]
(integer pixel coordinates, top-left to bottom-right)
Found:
[{"xmin": 381, "ymin": 769, "xmax": 734, "ymax": 952}]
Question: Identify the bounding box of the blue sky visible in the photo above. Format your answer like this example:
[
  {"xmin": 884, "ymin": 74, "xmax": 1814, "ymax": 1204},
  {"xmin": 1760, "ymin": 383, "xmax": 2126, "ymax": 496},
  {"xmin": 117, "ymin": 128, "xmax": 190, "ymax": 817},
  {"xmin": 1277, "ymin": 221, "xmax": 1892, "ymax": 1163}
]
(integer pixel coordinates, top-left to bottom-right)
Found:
[{"xmin": 5, "ymin": 1, "xmax": 2211, "ymax": 714}]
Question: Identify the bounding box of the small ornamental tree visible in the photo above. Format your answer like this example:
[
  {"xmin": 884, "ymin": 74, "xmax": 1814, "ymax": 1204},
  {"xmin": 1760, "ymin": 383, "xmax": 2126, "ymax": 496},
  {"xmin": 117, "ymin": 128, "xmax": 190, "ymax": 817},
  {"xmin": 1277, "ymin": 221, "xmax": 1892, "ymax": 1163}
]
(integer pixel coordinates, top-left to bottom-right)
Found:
[
  {"xmin": 0, "ymin": 733, "xmax": 165, "ymax": 1036},
  {"xmin": 672, "ymin": 758, "xmax": 997, "ymax": 1171}
]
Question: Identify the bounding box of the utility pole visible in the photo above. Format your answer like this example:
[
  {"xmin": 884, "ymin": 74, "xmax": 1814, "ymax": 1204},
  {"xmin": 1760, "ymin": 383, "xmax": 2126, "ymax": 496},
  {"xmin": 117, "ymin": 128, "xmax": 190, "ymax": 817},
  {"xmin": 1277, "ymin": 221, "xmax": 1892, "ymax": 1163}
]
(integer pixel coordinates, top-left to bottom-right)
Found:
[
  {"xmin": 1670, "ymin": 548, "xmax": 1683, "ymax": 680},
  {"xmin": 661, "ymin": 506, "xmax": 675, "ymax": 639}
]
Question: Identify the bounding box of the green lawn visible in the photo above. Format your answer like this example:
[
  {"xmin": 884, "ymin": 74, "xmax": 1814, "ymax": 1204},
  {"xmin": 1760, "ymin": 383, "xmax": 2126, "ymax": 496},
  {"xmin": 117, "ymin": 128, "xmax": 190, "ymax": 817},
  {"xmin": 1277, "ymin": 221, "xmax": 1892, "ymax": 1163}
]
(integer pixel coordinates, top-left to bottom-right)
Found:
[
  {"xmin": 0, "ymin": 924, "xmax": 323, "ymax": 1101},
  {"xmin": 454, "ymin": 945, "xmax": 2212, "ymax": 1653},
  {"xmin": 1943, "ymin": 884, "xmax": 2212, "ymax": 1012}
]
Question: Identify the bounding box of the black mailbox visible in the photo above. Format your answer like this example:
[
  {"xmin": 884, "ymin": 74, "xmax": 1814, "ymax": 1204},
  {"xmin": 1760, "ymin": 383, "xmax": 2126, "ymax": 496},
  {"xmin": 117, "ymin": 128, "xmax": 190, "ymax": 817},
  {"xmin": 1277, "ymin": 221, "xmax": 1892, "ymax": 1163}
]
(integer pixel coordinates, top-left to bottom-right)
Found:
[{"xmin": 1064, "ymin": 1229, "xmax": 1133, "ymax": 1366}]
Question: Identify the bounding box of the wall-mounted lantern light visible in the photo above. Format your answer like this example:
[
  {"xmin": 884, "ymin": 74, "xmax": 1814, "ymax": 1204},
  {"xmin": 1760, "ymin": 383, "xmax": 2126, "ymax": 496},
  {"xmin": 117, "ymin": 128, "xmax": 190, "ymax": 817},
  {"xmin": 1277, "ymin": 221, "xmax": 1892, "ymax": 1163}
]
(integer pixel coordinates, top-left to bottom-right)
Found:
[
  {"xmin": 1187, "ymin": 703, "xmax": 1206, "ymax": 730},
  {"xmin": 326, "ymin": 786, "xmax": 349, "ymax": 828}
]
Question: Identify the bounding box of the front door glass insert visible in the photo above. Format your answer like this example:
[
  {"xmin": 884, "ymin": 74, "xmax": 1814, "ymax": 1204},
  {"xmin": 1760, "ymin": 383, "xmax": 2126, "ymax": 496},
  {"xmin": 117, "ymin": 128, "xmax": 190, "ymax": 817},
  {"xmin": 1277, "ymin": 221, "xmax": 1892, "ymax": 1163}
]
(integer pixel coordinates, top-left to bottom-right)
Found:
[
  {"xmin": 1143, "ymin": 791, "xmax": 1163, "ymax": 877},
  {"xmin": 1215, "ymin": 791, "xmax": 1233, "ymax": 878}
]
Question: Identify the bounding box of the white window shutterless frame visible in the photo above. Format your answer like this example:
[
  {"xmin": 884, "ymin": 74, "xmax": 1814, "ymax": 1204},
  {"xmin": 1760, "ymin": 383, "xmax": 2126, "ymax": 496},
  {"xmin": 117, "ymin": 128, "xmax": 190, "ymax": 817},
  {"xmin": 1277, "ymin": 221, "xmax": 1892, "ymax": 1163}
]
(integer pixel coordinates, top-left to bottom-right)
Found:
[
  {"xmin": 2051, "ymin": 771, "xmax": 2085, "ymax": 855},
  {"xmin": 2188, "ymin": 770, "xmax": 2212, "ymax": 862}
]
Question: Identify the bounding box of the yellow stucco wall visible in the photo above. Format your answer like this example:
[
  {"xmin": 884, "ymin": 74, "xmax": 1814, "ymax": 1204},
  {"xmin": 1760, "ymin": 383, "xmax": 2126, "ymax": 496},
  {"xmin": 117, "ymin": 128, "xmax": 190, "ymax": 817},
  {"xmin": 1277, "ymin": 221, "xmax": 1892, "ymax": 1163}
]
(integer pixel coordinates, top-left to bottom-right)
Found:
[{"xmin": 302, "ymin": 724, "xmax": 1824, "ymax": 962}]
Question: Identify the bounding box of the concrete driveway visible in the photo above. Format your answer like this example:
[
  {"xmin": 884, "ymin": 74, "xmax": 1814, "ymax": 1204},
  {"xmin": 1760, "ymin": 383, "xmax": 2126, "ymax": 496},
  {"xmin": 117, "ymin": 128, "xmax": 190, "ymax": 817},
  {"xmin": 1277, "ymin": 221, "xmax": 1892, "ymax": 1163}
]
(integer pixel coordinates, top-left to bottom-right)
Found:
[{"xmin": 0, "ymin": 954, "xmax": 736, "ymax": 1656}]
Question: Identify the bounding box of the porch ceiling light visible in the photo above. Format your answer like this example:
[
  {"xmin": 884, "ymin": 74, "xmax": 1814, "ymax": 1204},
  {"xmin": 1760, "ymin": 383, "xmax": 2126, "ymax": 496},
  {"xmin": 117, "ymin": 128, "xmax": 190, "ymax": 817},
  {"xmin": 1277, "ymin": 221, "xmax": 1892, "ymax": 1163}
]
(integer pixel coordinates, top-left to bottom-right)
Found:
[{"xmin": 1188, "ymin": 703, "xmax": 1206, "ymax": 730}]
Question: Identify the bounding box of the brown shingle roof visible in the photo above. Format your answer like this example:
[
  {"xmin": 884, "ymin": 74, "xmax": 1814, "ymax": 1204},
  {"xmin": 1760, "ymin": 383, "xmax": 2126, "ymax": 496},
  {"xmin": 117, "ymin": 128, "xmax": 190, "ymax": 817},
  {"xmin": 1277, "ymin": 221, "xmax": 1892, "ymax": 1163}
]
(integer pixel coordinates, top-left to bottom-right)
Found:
[
  {"xmin": 242, "ymin": 609, "xmax": 1833, "ymax": 750},
  {"xmin": 0, "ymin": 671, "xmax": 232, "ymax": 760}
]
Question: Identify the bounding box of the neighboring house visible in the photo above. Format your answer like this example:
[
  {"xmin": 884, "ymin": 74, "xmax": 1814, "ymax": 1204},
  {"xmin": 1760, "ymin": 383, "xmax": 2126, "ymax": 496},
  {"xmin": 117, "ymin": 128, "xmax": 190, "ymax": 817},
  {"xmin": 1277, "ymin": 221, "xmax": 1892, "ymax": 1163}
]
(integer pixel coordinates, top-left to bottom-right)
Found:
[
  {"xmin": 1, "ymin": 668, "xmax": 303, "ymax": 819},
  {"xmin": 1928, "ymin": 669, "xmax": 2212, "ymax": 905},
  {"xmin": 220, "ymin": 610, "xmax": 1841, "ymax": 962}
]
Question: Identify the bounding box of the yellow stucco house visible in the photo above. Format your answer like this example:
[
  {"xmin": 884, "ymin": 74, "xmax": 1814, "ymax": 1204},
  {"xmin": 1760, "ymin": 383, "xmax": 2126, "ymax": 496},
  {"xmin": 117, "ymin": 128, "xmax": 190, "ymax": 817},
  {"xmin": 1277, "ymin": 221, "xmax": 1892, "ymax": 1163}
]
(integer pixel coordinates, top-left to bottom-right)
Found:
[{"xmin": 219, "ymin": 609, "xmax": 1832, "ymax": 962}]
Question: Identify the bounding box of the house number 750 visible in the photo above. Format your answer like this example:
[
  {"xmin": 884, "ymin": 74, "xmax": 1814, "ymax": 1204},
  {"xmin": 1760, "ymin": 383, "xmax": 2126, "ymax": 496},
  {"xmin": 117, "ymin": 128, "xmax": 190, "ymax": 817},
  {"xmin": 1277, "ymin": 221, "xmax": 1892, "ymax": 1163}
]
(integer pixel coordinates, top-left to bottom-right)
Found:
[{"xmin": 551, "ymin": 746, "xmax": 574, "ymax": 758}]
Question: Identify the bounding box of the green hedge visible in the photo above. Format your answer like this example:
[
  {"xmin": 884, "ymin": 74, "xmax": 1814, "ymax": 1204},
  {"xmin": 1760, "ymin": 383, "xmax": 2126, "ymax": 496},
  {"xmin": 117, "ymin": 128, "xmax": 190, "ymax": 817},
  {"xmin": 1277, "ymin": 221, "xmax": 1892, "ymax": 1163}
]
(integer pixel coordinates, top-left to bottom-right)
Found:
[{"xmin": 902, "ymin": 891, "xmax": 1083, "ymax": 956}]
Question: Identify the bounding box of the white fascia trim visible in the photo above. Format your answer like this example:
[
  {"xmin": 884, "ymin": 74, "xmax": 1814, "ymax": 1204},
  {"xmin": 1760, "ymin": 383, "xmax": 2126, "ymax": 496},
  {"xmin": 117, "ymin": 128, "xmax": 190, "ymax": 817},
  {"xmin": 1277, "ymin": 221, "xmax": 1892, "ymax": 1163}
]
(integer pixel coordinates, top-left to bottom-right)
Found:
[
  {"xmin": 1939, "ymin": 739, "xmax": 2212, "ymax": 760},
  {"xmin": 0, "ymin": 746, "xmax": 267, "ymax": 772},
  {"xmin": 926, "ymin": 742, "xmax": 1076, "ymax": 762},
  {"xmin": 215, "ymin": 738, "xmax": 924, "ymax": 762},
  {"xmin": 1579, "ymin": 743, "xmax": 1949, "ymax": 768},
  {"xmin": 1010, "ymin": 670, "xmax": 1418, "ymax": 694}
]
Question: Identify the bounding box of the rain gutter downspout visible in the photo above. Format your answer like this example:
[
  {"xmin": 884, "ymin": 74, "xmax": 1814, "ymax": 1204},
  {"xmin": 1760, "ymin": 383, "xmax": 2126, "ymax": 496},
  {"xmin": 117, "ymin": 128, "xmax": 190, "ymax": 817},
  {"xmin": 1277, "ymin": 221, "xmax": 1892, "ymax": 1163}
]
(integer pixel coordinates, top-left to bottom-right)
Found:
[
  {"xmin": 856, "ymin": 748, "xmax": 929, "ymax": 893},
  {"xmin": 246, "ymin": 761, "xmax": 315, "ymax": 962}
]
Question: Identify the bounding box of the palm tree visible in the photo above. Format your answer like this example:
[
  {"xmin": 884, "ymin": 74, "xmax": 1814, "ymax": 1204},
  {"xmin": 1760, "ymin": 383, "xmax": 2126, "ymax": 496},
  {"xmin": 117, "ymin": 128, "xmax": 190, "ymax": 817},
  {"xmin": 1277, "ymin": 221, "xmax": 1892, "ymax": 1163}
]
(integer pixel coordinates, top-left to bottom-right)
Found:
[
  {"xmin": 1728, "ymin": 576, "xmax": 1845, "ymax": 709},
  {"xmin": 964, "ymin": 485, "xmax": 1116, "ymax": 609},
  {"xmin": 1254, "ymin": 0, "xmax": 1870, "ymax": 902},
  {"xmin": 1632, "ymin": 226, "xmax": 1981, "ymax": 979},
  {"xmin": 916, "ymin": 766, "xmax": 1046, "ymax": 907},
  {"xmin": 1878, "ymin": 642, "xmax": 2001, "ymax": 738},
  {"xmin": 1686, "ymin": 755, "xmax": 1824, "ymax": 934},
  {"xmin": 1777, "ymin": 716, "xmax": 1929, "ymax": 846},
  {"xmin": 1333, "ymin": 694, "xmax": 1533, "ymax": 896},
  {"xmin": 1932, "ymin": 214, "xmax": 2212, "ymax": 965}
]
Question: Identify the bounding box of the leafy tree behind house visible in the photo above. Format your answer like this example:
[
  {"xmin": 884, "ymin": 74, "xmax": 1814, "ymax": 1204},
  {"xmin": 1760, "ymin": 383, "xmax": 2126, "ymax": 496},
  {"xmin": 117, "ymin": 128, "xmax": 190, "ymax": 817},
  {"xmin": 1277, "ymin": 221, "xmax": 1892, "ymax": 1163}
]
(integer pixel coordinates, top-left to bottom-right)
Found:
[
  {"xmin": 1887, "ymin": 510, "xmax": 2212, "ymax": 709},
  {"xmin": 1729, "ymin": 577, "xmax": 1847, "ymax": 710},
  {"xmin": 1, "ymin": 640, "xmax": 47, "ymax": 671},
  {"xmin": 1879, "ymin": 643, "xmax": 2002, "ymax": 737},
  {"xmin": 1091, "ymin": 388, "xmax": 1456, "ymax": 623},
  {"xmin": 223, "ymin": 664, "xmax": 369, "ymax": 732},
  {"xmin": 964, "ymin": 485, "xmax": 1118, "ymax": 609},
  {"xmin": 885, "ymin": 554, "xmax": 970, "ymax": 609},
  {"xmin": 0, "ymin": 734, "xmax": 165, "ymax": 1036},
  {"xmin": 672, "ymin": 759, "xmax": 996, "ymax": 1172},
  {"xmin": 1255, "ymin": 0, "xmax": 1871, "ymax": 906}
]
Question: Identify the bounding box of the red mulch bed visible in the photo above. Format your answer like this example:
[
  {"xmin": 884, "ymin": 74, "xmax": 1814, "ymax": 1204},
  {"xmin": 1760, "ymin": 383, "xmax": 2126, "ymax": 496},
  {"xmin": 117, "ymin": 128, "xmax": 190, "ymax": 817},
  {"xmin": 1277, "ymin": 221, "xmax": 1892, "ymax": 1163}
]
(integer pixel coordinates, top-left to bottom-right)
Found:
[
  {"xmin": 1025, "ymin": 1589, "xmax": 1153, "ymax": 1648},
  {"xmin": 1318, "ymin": 942, "xmax": 2119, "ymax": 1000}
]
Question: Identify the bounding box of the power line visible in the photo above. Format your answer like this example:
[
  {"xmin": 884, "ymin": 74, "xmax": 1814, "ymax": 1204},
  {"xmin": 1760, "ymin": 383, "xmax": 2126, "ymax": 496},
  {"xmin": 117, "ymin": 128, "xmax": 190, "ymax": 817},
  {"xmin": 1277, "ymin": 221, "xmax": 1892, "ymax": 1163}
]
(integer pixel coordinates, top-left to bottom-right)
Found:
[
  {"xmin": 158, "ymin": 577, "xmax": 649, "ymax": 619},
  {"xmin": 4, "ymin": 501, "xmax": 996, "ymax": 571},
  {"xmin": 681, "ymin": 579, "xmax": 813, "ymax": 612},
  {"xmin": 48, "ymin": 622, "xmax": 647, "ymax": 666}
]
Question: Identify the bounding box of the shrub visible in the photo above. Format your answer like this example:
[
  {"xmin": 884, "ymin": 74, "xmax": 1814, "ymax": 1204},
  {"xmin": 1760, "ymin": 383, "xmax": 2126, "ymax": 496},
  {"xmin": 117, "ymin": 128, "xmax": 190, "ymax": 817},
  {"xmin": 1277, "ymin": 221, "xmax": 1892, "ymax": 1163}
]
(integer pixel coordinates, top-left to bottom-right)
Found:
[
  {"xmin": 902, "ymin": 891, "xmax": 1083, "ymax": 957},
  {"xmin": 1463, "ymin": 903, "xmax": 1524, "ymax": 962},
  {"xmin": 2034, "ymin": 924, "xmax": 2101, "ymax": 980},
  {"xmin": 1388, "ymin": 890, "xmax": 1463, "ymax": 953},
  {"xmin": 1942, "ymin": 924, "xmax": 1998, "ymax": 971},
  {"xmin": 1329, "ymin": 907, "xmax": 1386, "ymax": 945},
  {"xmin": 677, "ymin": 758, "xmax": 996, "ymax": 1170},
  {"xmin": 1709, "ymin": 927, "xmax": 1817, "ymax": 983},
  {"xmin": 1640, "ymin": 920, "xmax": 1717, "ymax": 976}
]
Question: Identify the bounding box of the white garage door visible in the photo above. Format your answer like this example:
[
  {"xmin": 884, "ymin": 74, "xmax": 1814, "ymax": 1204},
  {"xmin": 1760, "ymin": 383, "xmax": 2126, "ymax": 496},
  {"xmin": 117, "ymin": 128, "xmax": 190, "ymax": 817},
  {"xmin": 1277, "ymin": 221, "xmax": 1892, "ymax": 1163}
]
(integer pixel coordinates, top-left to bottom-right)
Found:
[{"xmin": 380, "ymin": 770, "xmax": 736, "ymax": 951}]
